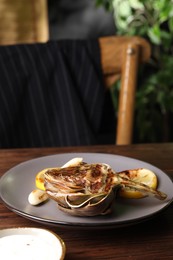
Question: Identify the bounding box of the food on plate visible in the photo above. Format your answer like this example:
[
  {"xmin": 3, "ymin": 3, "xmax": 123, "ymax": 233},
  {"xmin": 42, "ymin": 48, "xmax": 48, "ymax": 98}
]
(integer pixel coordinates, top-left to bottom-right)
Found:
[
  {"xmin": 42, "ymin": 159, "xmax": 167, "ymax": 216},
  {"xmin": 35, "ymin": 158, "xmax": 83, "ymax": 191},
  {"xmin": 35, "ymin": 168, "xmax": 59, "ymax": 191},
  {"xmin": 28, "ymin": 158, "xmax": 83, "ymax": 205},
  {"xmin": 28, "ymin": 157, "xmax": 167, "ymax": 216},
  {"xmin": 117, "ymin": 168, "xmax": 158, "ymax": 199},
  {"xmin": 35, "ymin": 169, "xmax": 49, "ymax": 191},
  {"xmin": 28, "ymin": 189, "xmax": 49, "ymax": 205}
]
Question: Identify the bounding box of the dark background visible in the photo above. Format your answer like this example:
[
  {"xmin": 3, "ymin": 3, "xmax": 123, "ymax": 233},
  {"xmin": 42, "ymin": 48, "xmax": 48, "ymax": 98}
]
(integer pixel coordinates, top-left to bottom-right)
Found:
[{"xmin": 48, "ymin": 0, "xmax": 116, "ymax": 39}]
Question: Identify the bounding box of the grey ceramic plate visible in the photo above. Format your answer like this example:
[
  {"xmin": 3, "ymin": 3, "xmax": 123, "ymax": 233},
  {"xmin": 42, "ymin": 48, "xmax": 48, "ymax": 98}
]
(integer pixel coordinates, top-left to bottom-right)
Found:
[{"xmin": 0, "ymin": 153, "xmax": 173, "ymax": 229}]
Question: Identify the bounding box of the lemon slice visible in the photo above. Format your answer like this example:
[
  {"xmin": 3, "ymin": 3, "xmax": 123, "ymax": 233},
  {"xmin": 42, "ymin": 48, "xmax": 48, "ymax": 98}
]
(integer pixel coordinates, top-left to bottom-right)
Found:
[
  {"xmin": 35, "ymin": 168, "xmax": 53, "ymax": 191},
  {"xmin": 118, "ymin": 168, "xmax": 158, "ymax": 199}
]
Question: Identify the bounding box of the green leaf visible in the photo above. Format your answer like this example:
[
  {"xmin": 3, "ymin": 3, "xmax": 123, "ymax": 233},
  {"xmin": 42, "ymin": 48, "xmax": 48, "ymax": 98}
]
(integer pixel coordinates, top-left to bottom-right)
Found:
[
  {"xmin": 96, "ymin": 0, "xmax": 173, "ymax": 143},
  {"xmin": 95, "ymin": 0, "xmax": 113, "ymax": 11},
  {"xmin": 129, "ymin": 0, "xmax": 144, "ymax": 9},
  {"xmin": 147, "ymin": 25, "xmax": 161, "ymax": 44},
  {"xmin": 168, "ymin": 17, "xmax": 173, "ymax": 32},
  {"xmin": 160, "ymin": 30, "xmax": 173, "ymax": 49}
]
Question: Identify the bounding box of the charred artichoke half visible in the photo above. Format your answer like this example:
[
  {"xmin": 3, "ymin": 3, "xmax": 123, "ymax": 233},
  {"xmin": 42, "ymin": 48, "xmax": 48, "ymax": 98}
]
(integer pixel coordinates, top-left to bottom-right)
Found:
[{"xmin": 44, "ymin": 162, "xmax": 167, "ymax": 217}]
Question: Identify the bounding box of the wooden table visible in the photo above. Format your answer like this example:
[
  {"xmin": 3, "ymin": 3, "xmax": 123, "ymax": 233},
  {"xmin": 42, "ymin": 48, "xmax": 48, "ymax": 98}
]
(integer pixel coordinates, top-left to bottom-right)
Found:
[{"xmin": 0, "ymin": 143, "xmax": 173, "ymax": 259}]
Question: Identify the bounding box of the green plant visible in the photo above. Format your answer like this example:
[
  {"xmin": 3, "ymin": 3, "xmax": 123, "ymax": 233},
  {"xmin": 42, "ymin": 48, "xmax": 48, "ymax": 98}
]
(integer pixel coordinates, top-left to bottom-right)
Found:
[{"xmin": 96, "ymin": 0, "xmax": 173, "ymax": 142}]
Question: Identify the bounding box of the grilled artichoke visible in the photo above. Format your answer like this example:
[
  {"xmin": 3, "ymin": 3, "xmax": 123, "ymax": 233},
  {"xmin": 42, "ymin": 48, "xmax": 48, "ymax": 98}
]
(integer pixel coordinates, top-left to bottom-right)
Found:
[{"xmin": 44, "ymin": 161, "xmax": 167, "ymax": 217}]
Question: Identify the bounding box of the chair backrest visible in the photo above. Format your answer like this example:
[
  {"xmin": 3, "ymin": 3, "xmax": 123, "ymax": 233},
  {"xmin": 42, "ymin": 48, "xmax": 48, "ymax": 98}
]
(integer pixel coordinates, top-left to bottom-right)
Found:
[
  {"xmin": 99, "ymin": 36, "xmax": 151, "ymax": 145},
  {"xmin": 0, "ymin": 0, "xmax": 49, "ymax": 45}
]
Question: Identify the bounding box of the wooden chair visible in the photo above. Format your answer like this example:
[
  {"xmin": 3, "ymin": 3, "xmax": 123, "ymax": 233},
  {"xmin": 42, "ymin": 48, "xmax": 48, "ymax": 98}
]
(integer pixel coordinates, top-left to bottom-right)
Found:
[
  {"xmin": 0, "ymin": 2, "xmax": 150, "ymax": 146},
  {"xmin": 99, "ymin": 36, "xmax": 151, "ymax": 145},
  {"xmin": 0, "ymin": 0, "xmax": 49, "ymax": 45},
  {"xmin": 0, "ymin": 2, "xmax": 150, "ymax": 145}
]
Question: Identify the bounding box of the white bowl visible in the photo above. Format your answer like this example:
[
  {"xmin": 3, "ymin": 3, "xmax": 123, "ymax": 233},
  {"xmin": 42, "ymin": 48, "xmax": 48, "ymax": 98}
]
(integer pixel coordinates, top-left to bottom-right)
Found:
[{"xmin": 0, "ymin": 227, "xmax": 66, "ymax": 260}]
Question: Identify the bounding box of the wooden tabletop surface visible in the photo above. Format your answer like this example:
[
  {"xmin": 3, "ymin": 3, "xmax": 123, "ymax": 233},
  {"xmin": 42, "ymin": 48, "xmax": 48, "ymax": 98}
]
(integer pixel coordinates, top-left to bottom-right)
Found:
[{"xmin": 0, "ymin": 143, "xmax": 173, "ymax": 259}]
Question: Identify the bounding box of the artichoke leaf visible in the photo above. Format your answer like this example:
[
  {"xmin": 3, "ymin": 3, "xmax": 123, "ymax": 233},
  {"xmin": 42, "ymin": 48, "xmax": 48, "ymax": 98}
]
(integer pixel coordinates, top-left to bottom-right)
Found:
[
  {"xmin": 58, "ymin": 189, "xmax": 116, "ymax": 217},
  {"xmin": 65, "ymin": 192, "xmax": 113, "ymax": 208}
]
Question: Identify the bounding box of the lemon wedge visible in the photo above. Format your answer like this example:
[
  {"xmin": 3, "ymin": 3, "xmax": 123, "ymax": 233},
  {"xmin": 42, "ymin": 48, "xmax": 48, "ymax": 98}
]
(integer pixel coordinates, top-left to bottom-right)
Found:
[
  {"xmin": 35, "ymin": 168, "xmax": 53, "ymax": 191},
  {"xmin": 118, "ymin": 168, "xmax": 158, "ymax": 199}
]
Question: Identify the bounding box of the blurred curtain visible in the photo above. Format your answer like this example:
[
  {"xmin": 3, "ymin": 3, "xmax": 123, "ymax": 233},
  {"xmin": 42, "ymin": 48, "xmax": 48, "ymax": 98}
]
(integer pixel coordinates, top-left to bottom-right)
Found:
[
  {"xmin": 0, "ymin": 0, "xmax": 49, "ymax": 45},
  {"xmin": 0, "ymin": 39, "xmax": 108, "ymax": 148}
]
